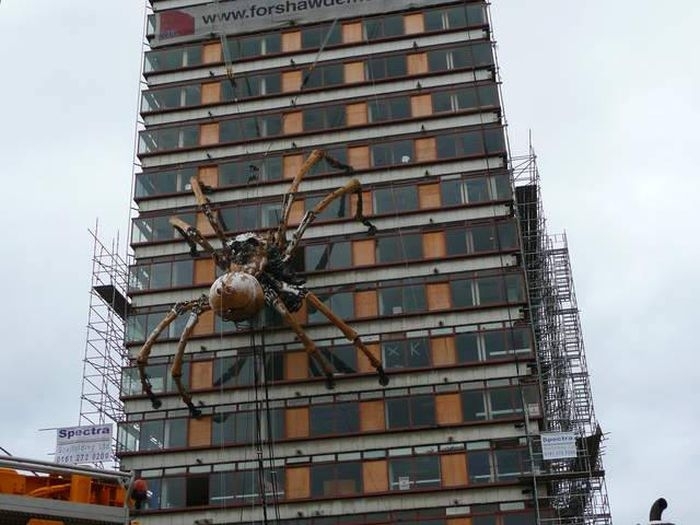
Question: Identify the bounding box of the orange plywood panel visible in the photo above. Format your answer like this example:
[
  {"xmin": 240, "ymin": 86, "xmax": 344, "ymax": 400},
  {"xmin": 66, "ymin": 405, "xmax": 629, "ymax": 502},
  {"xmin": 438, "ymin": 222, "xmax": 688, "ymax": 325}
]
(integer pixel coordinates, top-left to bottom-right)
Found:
[
  {"xmin": 436, "ymin": 392, "xmax": 462, "ymax": 425},
  {"xmin": 285, "ymin": 407, "xmax": 309, "ymax": 438},
  {"xmin": 363, "ymin": 460, "xmax": 388, "ymax": 493},
  {"xmin": 411, "ymin": 93, "xmax": 432, "ymax": 117},
  {"xmin": 354, "ymin": 290, "xmax": 378, "ymax": 319},
  {"xmin": 282, "ymin": 31, "xmax": 301, "ymax": 52},
  {"xmin": 427, "ymin": 282, "xmax": 451, "ymax": 311},
  {"xmin": 431, "ymin": 336, "xmax": 456, "ymax": 366},
  {"xmin": 407, "ymin": 53, "xmax": 428, "ymax": 75},
  {"xmin": 200, "ymin": 122, "xmax": 219, "ymax": 146},
  {"xmin": 415, "ymin": 137, "xmax": 437, "ymax": 162},
  {"xmin": 404, "ymin": 13, "xmax": 425, "ymax": 34},
  {"xmin": 202, "ymin": 42, "xmax": 222, "ymax": 63},
  {"xmin": 352, "ymin": 239, "xmax": 376, "ymax": 267},
  {"xmin": 285, "ymin": 466, "xmax": 310, "ymax": 499},
  {"xmin": 419, "ymin": 182, "xmax": 441, "ymax": 209},
  {"xmin": 360, "ymin": 399, "xmax": 385, "ymax": 431},
  {"xmin": 188, "ymin": 416, "xmax": 212, "ymax": 447},
  {"xmin": 343, "ymin": 21, "xmax": 363, "ymax": 43},
  {"xmin": 423, "ymin": 231, "xmax": 446, "ymax": 259},
  {"xmin": 201, "ymin": 82, "xmax": 221, "ymax": 104},
  {"xmin": 285, "ymin": 351, "xmax": 309, "ymax": 380},
  {"xmin": 190, "ymin": 360, "xmax": 213, "ymax": 390}
]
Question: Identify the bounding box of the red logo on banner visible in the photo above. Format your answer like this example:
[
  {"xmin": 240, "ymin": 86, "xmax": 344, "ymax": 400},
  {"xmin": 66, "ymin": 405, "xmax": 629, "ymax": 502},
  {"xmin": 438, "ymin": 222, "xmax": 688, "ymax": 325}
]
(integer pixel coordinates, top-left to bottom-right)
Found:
[{"xmin": 159, "ymin": 10, "xmax": 195, "ymax": 38}]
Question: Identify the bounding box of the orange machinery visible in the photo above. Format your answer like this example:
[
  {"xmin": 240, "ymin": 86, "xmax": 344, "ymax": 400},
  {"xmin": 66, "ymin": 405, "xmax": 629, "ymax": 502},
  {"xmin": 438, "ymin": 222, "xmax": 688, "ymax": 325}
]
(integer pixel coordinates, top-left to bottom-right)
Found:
[{"xmin": 0, "ymin": 455, "xmax": 134, "ymax": 525}]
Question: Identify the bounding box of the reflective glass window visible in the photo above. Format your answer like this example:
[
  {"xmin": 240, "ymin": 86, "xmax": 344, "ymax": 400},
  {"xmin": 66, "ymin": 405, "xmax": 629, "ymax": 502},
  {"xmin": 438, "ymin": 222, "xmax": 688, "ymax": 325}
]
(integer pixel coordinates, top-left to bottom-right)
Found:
[
  {"xmin": 311, "ymin": 462, "xmax": 362, "ymax": 497},
  {"xmin": 389, "ymin": 455, "xmax": 440, "ymax": 491},
  {"xmin": 376, "ymin": 233, "xmax": 422, "ymax": 263},
  {"xmin": 378, "ymin": 284, "xmax": 426, "ymax": 315},
  {"xmin": 382, "ymin": 337, "xmax": 430, "ymax": 370}
]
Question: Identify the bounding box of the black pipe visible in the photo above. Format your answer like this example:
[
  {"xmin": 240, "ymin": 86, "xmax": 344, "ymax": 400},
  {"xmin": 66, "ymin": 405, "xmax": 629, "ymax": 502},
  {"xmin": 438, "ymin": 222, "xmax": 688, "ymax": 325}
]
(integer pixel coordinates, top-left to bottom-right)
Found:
[{"xmin": 649, "ymin": 498, "xmax": 668, "ymax": 521}]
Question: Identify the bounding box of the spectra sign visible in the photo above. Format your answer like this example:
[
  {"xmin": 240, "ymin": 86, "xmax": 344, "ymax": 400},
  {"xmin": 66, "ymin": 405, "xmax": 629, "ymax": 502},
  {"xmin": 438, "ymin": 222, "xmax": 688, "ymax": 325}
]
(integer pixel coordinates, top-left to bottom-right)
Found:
[{"xmin": 55, "ymin": 424, "xmax": 113, "ymax": 465}]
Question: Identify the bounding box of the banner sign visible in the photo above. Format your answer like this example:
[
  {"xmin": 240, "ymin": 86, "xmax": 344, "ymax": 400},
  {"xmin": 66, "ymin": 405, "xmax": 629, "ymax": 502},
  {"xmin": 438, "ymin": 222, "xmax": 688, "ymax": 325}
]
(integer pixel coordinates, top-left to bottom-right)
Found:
[
  {"xmin": 154, "ymin": 0, "xmax": 451, "ymax": 46},
  {"xmin": 541, "ymin": 432, "xmax": 577, "ymax": 460},
  {"xmin": 55, "ymin": 424, "xmax": 113, "ymax": 465}
]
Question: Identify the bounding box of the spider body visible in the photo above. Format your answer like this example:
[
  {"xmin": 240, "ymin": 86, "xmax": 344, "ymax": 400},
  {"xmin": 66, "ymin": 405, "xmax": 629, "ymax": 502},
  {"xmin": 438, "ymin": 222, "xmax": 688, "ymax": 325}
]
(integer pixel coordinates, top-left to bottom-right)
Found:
[{"xmin": 136, "ymin": 150, "xmax": 389, "ymax": 417}]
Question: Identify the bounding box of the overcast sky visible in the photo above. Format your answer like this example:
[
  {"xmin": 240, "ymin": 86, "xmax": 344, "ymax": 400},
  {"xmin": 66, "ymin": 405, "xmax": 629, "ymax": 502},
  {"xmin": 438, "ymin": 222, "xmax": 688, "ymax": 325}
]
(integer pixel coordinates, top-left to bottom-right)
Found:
[{"xmin": 0, "ymin": 1, "xmax": 697, "ymax": 524}]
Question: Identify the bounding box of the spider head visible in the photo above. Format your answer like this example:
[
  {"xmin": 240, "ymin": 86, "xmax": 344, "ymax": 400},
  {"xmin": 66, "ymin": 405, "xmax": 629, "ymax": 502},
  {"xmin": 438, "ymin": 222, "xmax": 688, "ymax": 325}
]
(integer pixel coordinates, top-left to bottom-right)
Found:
[{"xmin": 209, "ymin": 272, "xmax": 265, "ymax": 322}]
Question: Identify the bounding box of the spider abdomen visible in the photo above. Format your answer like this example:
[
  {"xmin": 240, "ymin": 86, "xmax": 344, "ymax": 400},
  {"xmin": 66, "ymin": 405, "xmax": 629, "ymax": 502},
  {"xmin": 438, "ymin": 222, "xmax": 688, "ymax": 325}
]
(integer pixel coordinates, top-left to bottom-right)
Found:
[{"xmin": 209, "ymin": 272, "xmax": 265, "ymax": 322}]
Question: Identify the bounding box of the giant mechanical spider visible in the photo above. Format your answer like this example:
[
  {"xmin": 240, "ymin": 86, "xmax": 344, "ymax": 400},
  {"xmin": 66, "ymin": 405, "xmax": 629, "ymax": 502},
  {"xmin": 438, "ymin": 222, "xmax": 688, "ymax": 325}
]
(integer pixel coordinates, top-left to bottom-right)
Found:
[{"xmin": 136, "ymin": 150, "xmax": 389, "ymax": 417}]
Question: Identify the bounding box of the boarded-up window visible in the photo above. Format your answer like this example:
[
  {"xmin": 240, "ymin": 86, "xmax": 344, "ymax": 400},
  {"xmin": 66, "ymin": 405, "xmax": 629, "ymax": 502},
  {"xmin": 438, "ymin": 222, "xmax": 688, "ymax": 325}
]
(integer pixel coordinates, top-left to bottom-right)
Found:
[
  {"xmin": 436, "ymin": 392, "xmax": 462, "ymax": 424},
  {"xmin": 423, "ymin": 231, "xmax": 446, "ymax": 258},
  {"xmin": 188, "ymin": 416, "xmax": 211, "ymax": 447},
  {"xmin": 348, "ymin": 146, "xmax": 370, "ymax": 169},
  {"xmin": 285, "ymin": 407, "xmax": 309, "ymax": 438},
  {"xmin": 404, "ymin": 13, "xmax": 425, "ymax": 34},
  {"xmin": 200, "ymin": 122, "xmax": 219, "ymax": 146},
  {"xmin": 360, "ymin": 399, "xmax": 385, "ymax": 431},
  {"xmin": 201, "ymin": 82, "xmax": 221, "ymax": 105},
  {"xmin": 198, "ymin": 166, "xmax": 218, "ymax": 188},
  {"xmin": 283, "ymin": 154, "xmax": 304, "ymax": 179},
  {"xmin": 285, "ymin": 466, "xmax": 310, "ymax": 499},
  {"xmin": 350, "ymin": 190, "xmax": 373, "ymax": 216},
  {"xmin": 441, "ymin": 453, "xmax": 468, "ymax": 487},
  {"xmin": 357, "ymin": 344, "xmax": 381, "ymax": 374},
  {"xmin": 419, "ymin": 183, "xmax": 441, "ymax": 209},
  {"xmin": 363, "ymin": 460, "xmax": 388, "ymax": 492},
  {"xmin": 427, "ymin": 282, "xmax": 451, "ymax": 311},
  {"xmin": 282, "ymin": 31, "xmax": 301, "ymax": 52},
  {"xmin": 282, "ymin": 70, "xmax": 303, "ymax": 92},
  {"xmin": 202, "ymin": 42, "xmax": 222, "ymax": 64},
  {"xmin": 192, "ymin": 309, "xmax": 214, "ymax": 336},
  {"xmin": 411, "ymin": 94, "xmax": 432, "ymax": 118},
  {"xmin": 343, "ymin": 21, "xmax": 363, "ymax": 43},
  {"xmin": 352, "ymin": 239, "xmax": 376, "ymax": 266},
  {"xmin": 344, "ymin": 62, "xmax": 365, "ymax": 83},
  {"xmin": 415, "ymin": 137, "xmax": 437, "ymax": 162},
  {"xmin": 407, "ymin": 53, "xmax": 428, "ymax": 75},
  {"xmin": 285, "ymin": 351, "xmax": 308, "ymax": 380},
  {"xmin": 354, "ymin": 290, "xmax": 378, "ymax": 319},
  {"xmin": 196, "ymin": 212, "xmax": 215, "ymax": 236},
  {"xmin": 190, "ymin": 361, "xmax": 213, "ymax": 390},
  {"xmin": 288, "ymin": 200, "xmax": 305, "ymax": 226},
  {"xmin": 194, "ymin": 258, "xmax": 215, "ymax": 285},
  {"xmin": 431, "ymin": 336, "xmax": 456, "ymax": 366},
  {"xmin": 447, "ymin": 519, "xmax": 473, "ymax": 525},
  {"xmin": 347, "ymin": 102, "xmax": 368, "ymax": 126},
  {"xmin": 284, "ymin": 111, "xmax": 303, "ymax": 134}
]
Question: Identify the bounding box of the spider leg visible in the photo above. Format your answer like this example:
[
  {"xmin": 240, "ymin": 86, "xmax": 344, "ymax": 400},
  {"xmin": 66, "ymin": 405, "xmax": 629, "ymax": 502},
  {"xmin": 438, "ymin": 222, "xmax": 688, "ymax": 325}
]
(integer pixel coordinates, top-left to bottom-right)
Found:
[
  {"xmin": 189, "ymin": 176, "xmax": 230, "ymax": 247},
  {"xmin": 136, "ymin": 297, "xmax": 208, "ymax": 409},
  {"xmin": 170, "ymin": 216, "xmax": 228, "ymax": 271},
  {"xmin": 268, "ymin": 289, "xmax": 337, "ymax": 389},
  {"xmin": 305, "ymin": 292, "xmax": 389, "ymax": 386},
  {"xmin": 171, "ymin": 299, "xmax": 212, "ymax": 418},
  {"xmin": 282, "ymin": 177, "xmax": 377, "ymax": 262},
  {"xmin": 276, "ymin": 149, "xmax": 326, "ymax": 249}
]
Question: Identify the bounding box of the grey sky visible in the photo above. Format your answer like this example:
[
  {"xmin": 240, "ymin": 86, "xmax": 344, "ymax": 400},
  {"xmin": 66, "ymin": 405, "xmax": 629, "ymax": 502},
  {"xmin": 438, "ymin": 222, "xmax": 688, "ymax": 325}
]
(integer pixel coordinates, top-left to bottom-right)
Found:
[{"xmin": 0, "ymin": 1, "xmax": 697, "ymax": 524}]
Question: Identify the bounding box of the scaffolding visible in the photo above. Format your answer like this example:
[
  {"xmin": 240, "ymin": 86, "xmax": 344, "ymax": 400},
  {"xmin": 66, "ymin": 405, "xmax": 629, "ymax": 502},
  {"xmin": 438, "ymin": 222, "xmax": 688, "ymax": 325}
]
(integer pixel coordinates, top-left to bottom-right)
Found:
[
  {"xmin": 512, "ymin": 151, "xmax": 612, "ymax": 525},
  {"xmin": 79, "ymin": 226, "xmax": 130, "ymax": 431}
]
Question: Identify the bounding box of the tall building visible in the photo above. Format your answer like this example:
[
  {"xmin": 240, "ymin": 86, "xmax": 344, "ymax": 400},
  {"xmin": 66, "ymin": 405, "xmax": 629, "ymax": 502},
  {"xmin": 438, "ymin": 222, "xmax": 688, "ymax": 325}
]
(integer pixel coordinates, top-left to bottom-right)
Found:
[{"xmin": 117, "ymin": 1, "xmax": 612, "ymax": 524}]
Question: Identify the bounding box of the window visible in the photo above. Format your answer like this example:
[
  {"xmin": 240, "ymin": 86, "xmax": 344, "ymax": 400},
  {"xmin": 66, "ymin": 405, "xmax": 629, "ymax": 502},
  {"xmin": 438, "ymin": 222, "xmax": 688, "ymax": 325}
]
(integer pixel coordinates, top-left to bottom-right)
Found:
[
  {"xmin": 303, "ymin": 63, "xmax": 344, "ymax": 89},
  {"xmin": 376, "ymin": 233, "xmax": 422, "ymax": 263},
  {"xmin": 426, "ymin": 42, "xmax": 493, "ymax": 72},
  {"xmin": 304, "ymin": 242, "xmax": 352, "ymax": 271},
  {"xmin": 371, "ymin": 140, "xmax": 413, "ymax": 167},
  {"xmin": 467, "ymin": 450, "xmax": 491, "ymax": 484},
  {"xmin": 431, "ymin": 84, "xmax": 499, "ymax": 114},
  {"xmin": 495, "ymin": 448, "xmax": 530, "ymax": 480},
  {"xmin": 220, "ymin": 115, "xmax": 282, "ymax": 143},
  {"xmin": 135, "ymin": 167, "xmax": 196, "ymax": 198},
  {"xmin": 378, "ymin": 284, "xmax": 426, "ymax": 315},
  {"xmin": 363, "ymin": 15, "xmax": 404, "ymax": 40},
  {"xmin": 450, "ymin": 278, "xmax": 475, "ymax": 308},
  {"xmin": 368, "ymin": 96, "xmax": 411, "ymax": 122},
  {"xmin": 211, "ymin": 410, "xmax": 256, "ymax": 445},
  {"xmin": 456, "ymin": 327, "xmax": 532, "ymax": 363},
  {"xmin": 301, "ymin": 22, "xmax": 342, "ymax": 48},
  {"xmin": 210, "ymin": 469, "xmax": 282, "ymax": 505},
  {"xmin": 303, "ymin": 104, "xmax": 346, "ymax": 131},
  {"xmin": 226, "ymin": 33, "xmax": 281, "ymax": 60},
  {"xmin": 144, "ymin": 45, "xmax": 202, "ymax": 73},
  {"xmin": 310, "ymin": 402, "xmax": 360, "ymax": 435},
  {"xmin": 311, "ymin": 462, "xmax": 362, "ymax": 497},
  {"xmin": 138, "ymin": 125, "xmax": 198, "ymax": 154},
  {"xmin": 222, "ymin": 72, "xmax": 282, "ymax": 99},
  {"xmin": 121, "ymin": 361, "xmax": 190, "ymax": 394},
  {"xmin": 389, "ymin": 455, "xmax": 441, "ymax": 491},
  {"xmin": 440, "ymin": 173, "xmax": 509, "ymax": 206},
  {"xmin": 366, "ymin": 55, "xmax": 407, "ymax": 80},
  {"xmin": 373, "ymin": 185, "xmax": 419, "ymax": 214},
  {"xmin": 133, "ymin": 419, "xmax": 187, "ymax": 451},
  {"xmin": 213, "ymin": 355, "xmax": 256, "ymax": 388},
  {"xmin": 386, "ymin": 395, "xmax": 435, "ymax": 428},
  {"xmin": 304, "ymin": 192, "xmax": 351, "ymax": 221},
  {"xmin": 424, "ymin": 4, "xmax": 486, "ymax": 31},
  {"xmin": 382, "ymin": 337, "xmax": 430, "ymax": 369},
  {"xmin": 160, "ymin": 477, "xmax": 186, "ymax": 508},
  {"xmin": 308, "ymin": 291, "xmax": 354, "ymax": 324},
  {"xmin": 141, "ymin": 84, "xmax": 200, "ymax": 112},
  {"xmin": 309, "ymin": 346, "xmax": 358, "ymax": 377},
  {"xmin": 219, "ymin": 156, "xmax": 283, "ymax": 186},
  {"xmin": 129, "ymin": 259, "xmax": 194, "ymax": 291},
  {"xmin": 489, "ymin": 387, "xmax": 524, "ymax": 419},
  {"xmin": 461, "ymin": 390, "xmax": 486, "ymax": 421},
  {"xmin": 455, "ymin": 332, "xmax": 479, "ymax": 363}
]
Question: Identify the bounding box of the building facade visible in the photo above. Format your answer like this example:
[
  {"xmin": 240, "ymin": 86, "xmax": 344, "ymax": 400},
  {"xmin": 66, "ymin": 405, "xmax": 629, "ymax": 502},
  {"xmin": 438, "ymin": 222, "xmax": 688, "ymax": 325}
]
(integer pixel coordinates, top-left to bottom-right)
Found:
[{"xmin": 118, "ymin": 1, "xmax": 611, "ymax": 524}]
